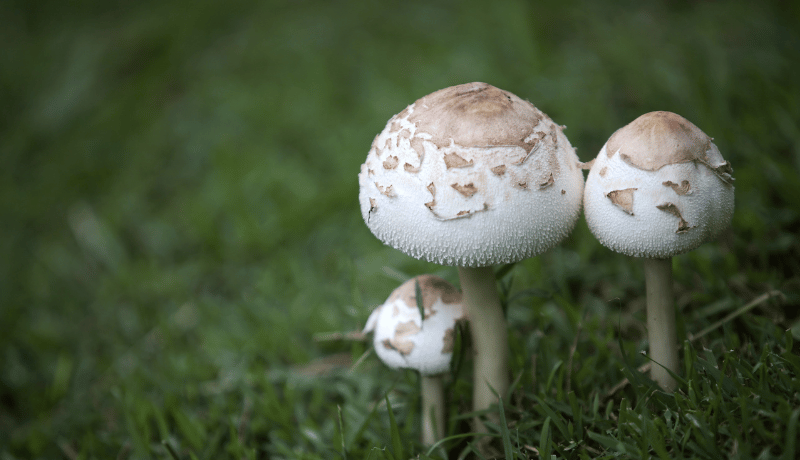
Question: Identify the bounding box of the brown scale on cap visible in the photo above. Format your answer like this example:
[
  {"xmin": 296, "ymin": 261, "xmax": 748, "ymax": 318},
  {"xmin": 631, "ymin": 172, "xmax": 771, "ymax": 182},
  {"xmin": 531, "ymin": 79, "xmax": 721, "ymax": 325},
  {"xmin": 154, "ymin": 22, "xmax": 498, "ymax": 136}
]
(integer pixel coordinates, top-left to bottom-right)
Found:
[
  {"xmin": 410, "ymin": 137, "xmax": 426, "ymax": 160},
  {"xmin": 383, "ymin": 156, "xmax": 399, "ymax": 170},
  {"xmin": 387, "ymin": 274, "xmax": 463, "ymax": 318},
  {"xmin": 513, "ymin": 132, "xmax": 546, "ymax": 166},
  {"xmin": 549, "ymin": 125, "xmax": 559, "ymax": 148},
  {"xmin": 443, "ymin": 152, "xmax": 473, "ymax": 169},
  {"xmin": 606, "ymin": 188, "xmax": 637, "ymax": 215},
  {"xmin": 370, "ymin": 138, "xmax": 382, "ymax": 159},
  {"xmin": 382, "ymin": 320, "xmax": 421, "ymax": 355},
  {"xmin": 375, "ymin": 183, "xmax": 396, "ymax": 197},
  {"xmin": 663, "ymin": 180, "xmax": 692, "ymax": 195},
  {"xmin": 389, "ymin": 120, "xmax": 403, "ymax": 134},
  {"xmin": 403, "ymin": 143, "xmax": 425, "ymax": 173},
  {"xmin": 539, "ymin": 173, "xmax": 555, "ymax": 189},
  {"xmin": 397, "ymin": 129, "xmax": 412, "ymax": 147},
  {"xmin": 607, "ymin": 111, "xmax": 713, "ymax": 171},
  {"xmin": 657, "ymin": 203, "xmax": 693, "ymax": 233},
  {"xmin": 491, "ymin": 165, "xmax": 507, "ymax": 176},
  {"xmin": 424, "ymin": 183, "xmax": 436, "ymax": 210},
  {"xmin": 451, "ymin": 183, "xmax": 478, "ymax": 197}
]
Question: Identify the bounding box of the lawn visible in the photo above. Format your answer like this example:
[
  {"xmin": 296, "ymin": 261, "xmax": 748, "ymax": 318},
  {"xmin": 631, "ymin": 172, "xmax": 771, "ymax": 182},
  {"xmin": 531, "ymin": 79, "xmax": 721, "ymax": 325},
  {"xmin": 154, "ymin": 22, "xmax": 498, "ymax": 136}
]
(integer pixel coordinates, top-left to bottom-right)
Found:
[{"xmin": 1, "ymin": 0, "xmax": 799, "ymax": 458}]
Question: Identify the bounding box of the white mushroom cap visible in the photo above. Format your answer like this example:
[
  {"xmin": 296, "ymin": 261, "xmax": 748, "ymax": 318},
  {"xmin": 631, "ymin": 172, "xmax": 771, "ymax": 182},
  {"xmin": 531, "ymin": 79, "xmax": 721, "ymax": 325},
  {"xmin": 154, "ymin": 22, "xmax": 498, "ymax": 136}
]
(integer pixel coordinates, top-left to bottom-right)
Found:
[
  {"xmin": 583, "ymin": 111, "xmax": 735, "ymax": 259},
  {"xmin": 363, "ymin": 275, "xmax": 465, "ymax": 376},
  {"xmin": 359, "ymin": 82, "xmax": 584, "ymax": 267}
]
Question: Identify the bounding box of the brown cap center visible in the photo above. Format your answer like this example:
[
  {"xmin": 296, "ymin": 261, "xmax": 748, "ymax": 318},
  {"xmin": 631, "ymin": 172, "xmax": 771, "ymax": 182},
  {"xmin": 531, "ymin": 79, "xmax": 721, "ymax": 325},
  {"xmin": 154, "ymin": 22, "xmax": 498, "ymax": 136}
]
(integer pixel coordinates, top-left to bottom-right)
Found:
[
  {"xmin": 606, "ymin": 111, "xmax": 712, "ymax": 171},
  {"xmin": 405, "ymin": 82, "xmax": 545, "ymax": 152}
]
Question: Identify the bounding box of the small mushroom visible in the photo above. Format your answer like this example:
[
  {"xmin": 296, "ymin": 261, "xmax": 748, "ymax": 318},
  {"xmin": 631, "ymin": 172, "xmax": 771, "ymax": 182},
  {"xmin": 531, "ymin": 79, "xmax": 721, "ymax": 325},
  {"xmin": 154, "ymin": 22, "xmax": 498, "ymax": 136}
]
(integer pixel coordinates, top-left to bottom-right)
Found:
[
  {"xmin": 358, "ymin": 82, "xmax": 585, "ymax": 423},
  {"xmin": 363, "ymin": 275, "xmax": 465, "ymax": 446},
  {"xmin": 583, "ymin": 111, "xmax": 735, "ymax": 391}
]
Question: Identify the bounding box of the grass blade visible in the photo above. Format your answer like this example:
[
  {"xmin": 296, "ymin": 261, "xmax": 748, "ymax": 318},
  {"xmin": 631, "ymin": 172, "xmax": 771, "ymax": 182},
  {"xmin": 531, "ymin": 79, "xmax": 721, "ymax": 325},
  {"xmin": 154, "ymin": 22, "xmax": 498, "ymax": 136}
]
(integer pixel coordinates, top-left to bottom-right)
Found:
[
  {"xmin": 449, "ymin": 320, "xmax": 466, "ymax": 378},
  {"xmin": 539, "ymin": 416, "xmax": 552, "ymax": 459},
  {"xmin": 338, "ymin": 405, "xmax": 348, "ymax": 460},
  {"xmin": 498, "ymin": 397, "xmax": 514, "ymax": 459},
  {"xmin": 162, "ymin": 440, "xmax": 181, "ymax": 460},
  {"xmin": 385, "ymin": 395, "xmax": 405, "ymax": 460},
  {"xmin": 785, "ymin": 408, "xmax": 800, "ymax": 460},
  {"xmin": 347, "ymin": 397, "xmax": 381, "ymax": 450},
  {"xmin": 532, "ymin": 395, "xmax": 568, "ymax": 440}
]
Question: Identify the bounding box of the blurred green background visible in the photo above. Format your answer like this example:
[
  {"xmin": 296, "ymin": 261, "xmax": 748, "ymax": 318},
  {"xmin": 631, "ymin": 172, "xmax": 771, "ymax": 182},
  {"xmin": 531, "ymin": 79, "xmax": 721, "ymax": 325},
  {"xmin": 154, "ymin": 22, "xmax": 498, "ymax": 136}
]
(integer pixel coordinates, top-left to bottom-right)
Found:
[{"xmin": 1, "ymin": 0, "xmax": 799, "ymax": 457}]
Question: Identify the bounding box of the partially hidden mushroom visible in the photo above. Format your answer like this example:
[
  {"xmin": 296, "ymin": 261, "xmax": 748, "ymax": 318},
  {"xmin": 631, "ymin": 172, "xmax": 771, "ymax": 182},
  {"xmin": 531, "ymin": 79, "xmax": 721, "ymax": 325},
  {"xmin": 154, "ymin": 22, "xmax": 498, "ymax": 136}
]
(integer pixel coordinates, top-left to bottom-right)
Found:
[
  {"xmin": 583, "ymin": 111, "xmax": 735, "ymax": 391},
  {"xmin": 363, "ymin": 275, "xmax": 465, "ymax": 446},
  {"xmin": 359, "ymin": 82, "xmax": 585, "ymax": 422}
]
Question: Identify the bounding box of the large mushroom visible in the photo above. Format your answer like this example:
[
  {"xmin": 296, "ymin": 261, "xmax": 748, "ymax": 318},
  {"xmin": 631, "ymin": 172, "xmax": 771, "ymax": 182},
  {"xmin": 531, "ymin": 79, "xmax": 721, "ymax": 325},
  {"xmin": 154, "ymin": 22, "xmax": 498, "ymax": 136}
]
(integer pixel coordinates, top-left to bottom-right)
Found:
[
  {"xmin": 359, "ymin": 82, "xmax": 584, "ymax": 421},
  {"xmin": 363, "ymin": 275, "xmax": 465, "ymax": 446},
  {"xmin": 583, "ymin": 111, "xmax": 735, "ymax": 391}
]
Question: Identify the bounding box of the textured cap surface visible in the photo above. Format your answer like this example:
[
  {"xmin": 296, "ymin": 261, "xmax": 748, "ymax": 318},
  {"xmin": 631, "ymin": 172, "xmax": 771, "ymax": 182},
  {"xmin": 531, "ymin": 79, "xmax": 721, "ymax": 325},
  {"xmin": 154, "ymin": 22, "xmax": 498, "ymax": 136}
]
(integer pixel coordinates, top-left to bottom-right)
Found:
[
  {"xmin": 359, "ymin": 82, "xmax": 584, "ymax": 267},
  {"xmin": 363, "ymin": 275, "xmax": 465, "ymax": 376},
  {"xmin": 584, "ymin": 111, "xmax": 735, "ymax": 258}
]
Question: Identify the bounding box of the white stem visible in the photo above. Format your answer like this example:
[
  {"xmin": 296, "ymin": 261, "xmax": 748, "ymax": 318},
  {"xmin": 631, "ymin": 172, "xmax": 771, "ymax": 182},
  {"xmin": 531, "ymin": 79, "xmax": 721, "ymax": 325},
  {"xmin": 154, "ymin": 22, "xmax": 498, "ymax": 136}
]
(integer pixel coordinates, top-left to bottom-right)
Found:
[
  {"xmin": 420, "ymin": 374, "xmax": 445, "ymax": 446},
  {"xmin": 643, "ymin": 257, "xmax": 679, "ymax": 392},
  {"xmin": 457, "ymin": 266, "xmax": 509, "ymax": 421}
]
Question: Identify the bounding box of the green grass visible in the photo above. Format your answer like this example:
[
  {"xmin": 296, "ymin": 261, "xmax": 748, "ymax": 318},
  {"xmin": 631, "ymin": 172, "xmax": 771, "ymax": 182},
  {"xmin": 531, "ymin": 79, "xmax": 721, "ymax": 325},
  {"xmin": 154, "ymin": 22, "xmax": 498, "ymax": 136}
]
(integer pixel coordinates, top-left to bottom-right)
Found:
[{"xmin": 2, "ymin": 0, "xmax": 799, "ymax": 458}]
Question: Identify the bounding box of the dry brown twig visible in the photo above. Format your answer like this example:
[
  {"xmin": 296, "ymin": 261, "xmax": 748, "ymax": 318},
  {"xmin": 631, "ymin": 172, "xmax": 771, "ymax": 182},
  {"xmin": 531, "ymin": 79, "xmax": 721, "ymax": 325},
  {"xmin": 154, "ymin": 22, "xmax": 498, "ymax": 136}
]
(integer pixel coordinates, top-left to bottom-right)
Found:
[{"xmin": 313, "ymin": 331, "xmax": 367, "ymax": 342}]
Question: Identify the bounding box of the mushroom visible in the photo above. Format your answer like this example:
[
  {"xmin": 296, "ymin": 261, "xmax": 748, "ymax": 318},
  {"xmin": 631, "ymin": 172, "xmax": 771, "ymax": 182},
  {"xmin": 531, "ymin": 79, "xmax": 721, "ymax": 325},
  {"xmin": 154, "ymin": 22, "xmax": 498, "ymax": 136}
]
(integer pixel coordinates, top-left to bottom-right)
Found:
[
  {"xmin": 363, "ymin": 275, "xmax": 466, "ymax": 445},
  {"xmin": 359, "ymin": 82, "xmax": 584, "ymax": 420},
  {"xmin": 583, "ymin": 111, "xmax": 735, "ymax": 391}
]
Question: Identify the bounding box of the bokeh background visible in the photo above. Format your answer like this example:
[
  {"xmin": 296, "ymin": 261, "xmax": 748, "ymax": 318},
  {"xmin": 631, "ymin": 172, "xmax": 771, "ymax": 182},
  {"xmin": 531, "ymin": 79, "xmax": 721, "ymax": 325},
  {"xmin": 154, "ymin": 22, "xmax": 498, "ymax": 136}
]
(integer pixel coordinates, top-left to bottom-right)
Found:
[{"xmin": 2, "ymin": 0, "xmax": 798, "ymax": 457}]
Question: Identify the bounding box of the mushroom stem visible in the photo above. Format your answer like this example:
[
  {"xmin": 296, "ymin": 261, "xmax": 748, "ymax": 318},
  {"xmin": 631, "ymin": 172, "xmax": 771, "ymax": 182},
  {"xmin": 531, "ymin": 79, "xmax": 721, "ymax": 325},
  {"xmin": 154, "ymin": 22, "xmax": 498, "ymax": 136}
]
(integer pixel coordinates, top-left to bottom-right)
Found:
[
  {"xmin": 457, "ymin": 266, "xmax": 509, "ymax": 420},
  {"xmin": 643, "ymin": 257, "xmax": 679, "ymax": 392},
  {"xmin": 420, "ymin": 374, "xmax": 445, "ymax": 445}
]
